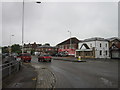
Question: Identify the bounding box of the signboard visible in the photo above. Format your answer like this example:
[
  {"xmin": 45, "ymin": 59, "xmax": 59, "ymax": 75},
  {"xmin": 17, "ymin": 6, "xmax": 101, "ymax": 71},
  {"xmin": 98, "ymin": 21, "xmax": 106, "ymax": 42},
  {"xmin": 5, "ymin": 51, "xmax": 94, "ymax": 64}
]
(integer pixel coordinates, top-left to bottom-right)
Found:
[{"xmin": 58, "ymin": 49, "xmax": 75, "ymax": 55}]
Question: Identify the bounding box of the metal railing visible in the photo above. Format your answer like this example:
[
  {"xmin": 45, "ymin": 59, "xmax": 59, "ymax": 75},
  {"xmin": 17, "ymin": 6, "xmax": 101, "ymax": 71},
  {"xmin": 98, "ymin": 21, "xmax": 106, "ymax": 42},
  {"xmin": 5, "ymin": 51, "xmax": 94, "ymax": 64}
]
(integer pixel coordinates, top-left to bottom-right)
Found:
[{"xmin": 0, "ymin": 60, "xmax": 22, "ymax": 79}]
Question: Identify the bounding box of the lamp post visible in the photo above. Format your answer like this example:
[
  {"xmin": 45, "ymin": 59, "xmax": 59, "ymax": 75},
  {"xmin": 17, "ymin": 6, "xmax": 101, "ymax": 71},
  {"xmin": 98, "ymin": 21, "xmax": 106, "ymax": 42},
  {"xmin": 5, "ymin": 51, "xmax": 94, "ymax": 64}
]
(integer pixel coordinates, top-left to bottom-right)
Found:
[
  {"xmin": 22, "ymin": 0, "xmax": 41, "ymax": 54},
  {"xmin": 68, "ymin": 30, "xmax": 72, "ymax": 49},
  {"xmin": 9, "ymin": 34, "xmax": 14, "ymax": 56},
  {"xmin": 22, "ymin": 0, "xmax": 24, "ymax": 54}
]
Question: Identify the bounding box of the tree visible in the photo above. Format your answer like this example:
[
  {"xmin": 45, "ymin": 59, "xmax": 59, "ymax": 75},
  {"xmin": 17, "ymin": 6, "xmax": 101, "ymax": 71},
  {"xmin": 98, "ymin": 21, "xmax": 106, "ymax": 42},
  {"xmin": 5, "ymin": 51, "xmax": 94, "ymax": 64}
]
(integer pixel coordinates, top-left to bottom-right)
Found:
[
  {"xmin": 11, "ymin": 44, "xmax": 21, "ymax": 54},
  {"xmin": 2, "ymin": 46, "xmax": 9, "ymax": 53}
]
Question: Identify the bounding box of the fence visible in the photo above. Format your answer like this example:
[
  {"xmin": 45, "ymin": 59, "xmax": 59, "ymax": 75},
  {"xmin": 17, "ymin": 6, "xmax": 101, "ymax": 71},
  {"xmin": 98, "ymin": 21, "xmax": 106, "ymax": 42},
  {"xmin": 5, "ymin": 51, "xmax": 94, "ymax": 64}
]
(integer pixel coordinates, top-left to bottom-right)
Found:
[
  {"xmin": 0, "ymin": 60, "xmax": 21, "ymax": 79},
  {"xmin": 0, "ymin": 56, "xmax": 22, "ymax": 89}
]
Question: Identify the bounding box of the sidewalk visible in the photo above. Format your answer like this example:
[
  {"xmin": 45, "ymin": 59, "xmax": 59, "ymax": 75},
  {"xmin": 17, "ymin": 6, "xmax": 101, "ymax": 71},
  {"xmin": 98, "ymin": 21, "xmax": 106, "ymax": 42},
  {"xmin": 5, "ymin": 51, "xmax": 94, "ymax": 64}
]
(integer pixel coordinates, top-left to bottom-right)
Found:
[
  {"xmin": 52, "ymin": 57, "xmax": 118, "ymax": 62},
  {"xmin": 2, "ymin": 63, "xmax": 37, "ymax": 89}
]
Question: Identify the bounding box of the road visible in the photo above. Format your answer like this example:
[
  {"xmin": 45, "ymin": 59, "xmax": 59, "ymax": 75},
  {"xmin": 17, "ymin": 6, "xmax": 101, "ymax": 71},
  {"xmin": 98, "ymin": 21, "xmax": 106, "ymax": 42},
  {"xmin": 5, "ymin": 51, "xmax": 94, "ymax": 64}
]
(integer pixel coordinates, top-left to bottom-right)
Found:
[{"xmin": 31, "ymin": 56, "xmax": 118, "ymax": 88}]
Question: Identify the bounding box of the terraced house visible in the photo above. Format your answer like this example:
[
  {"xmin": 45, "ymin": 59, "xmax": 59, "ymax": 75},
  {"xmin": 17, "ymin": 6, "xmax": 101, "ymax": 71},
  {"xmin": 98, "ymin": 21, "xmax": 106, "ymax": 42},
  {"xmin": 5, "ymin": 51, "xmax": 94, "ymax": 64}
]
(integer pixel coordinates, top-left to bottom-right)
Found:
[
  {"xmin": 36, "ymin": 44, "xmax": 58, "ymax": 56},
  {"xmin": 24, "ymin": 42, "xmax": 41, "ymax": 54},
  {"xmin": 76, "ymin": 37, "xmax": 110, "ymax": 59}
]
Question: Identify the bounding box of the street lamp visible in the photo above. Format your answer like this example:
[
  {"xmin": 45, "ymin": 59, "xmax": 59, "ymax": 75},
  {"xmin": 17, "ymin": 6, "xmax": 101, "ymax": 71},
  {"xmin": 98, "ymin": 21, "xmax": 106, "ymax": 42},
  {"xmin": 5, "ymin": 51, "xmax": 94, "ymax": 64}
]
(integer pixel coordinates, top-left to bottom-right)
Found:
[
  {"xmin": 68, "ymin": 30, "xmax": 72, "ymax": 49},
  {"xmin": 9, "ymin": 34, "xmax": 14, "ymax": 56},
  {"xmin": 22, "ymin": 0, "xmax": 41, "ymax": 54}
]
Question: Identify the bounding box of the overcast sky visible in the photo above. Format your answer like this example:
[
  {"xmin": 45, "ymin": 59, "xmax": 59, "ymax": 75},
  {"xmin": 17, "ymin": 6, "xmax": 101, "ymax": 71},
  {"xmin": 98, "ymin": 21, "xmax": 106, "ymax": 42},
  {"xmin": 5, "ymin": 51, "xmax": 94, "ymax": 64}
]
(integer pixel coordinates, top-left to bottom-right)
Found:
[{"xmin": 1, "ymin": 1, "xmax": 118, "ymax": 46}]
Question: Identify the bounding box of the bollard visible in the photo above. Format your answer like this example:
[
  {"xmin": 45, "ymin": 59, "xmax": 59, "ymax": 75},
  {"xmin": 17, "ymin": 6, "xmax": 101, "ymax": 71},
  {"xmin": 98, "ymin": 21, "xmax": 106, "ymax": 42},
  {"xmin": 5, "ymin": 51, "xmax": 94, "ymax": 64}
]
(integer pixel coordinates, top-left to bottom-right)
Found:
[{"xmin": 78, "ymin": 56, "xmax": 81, "ymax": 61}]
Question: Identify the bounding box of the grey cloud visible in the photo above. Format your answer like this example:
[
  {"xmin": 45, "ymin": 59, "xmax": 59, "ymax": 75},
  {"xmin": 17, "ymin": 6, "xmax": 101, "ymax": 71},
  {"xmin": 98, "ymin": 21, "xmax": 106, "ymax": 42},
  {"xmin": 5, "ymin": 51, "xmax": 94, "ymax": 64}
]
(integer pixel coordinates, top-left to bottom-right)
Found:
[{"xmin": 2, "ymin": 2, "xmax": 118, "ymax": 46}]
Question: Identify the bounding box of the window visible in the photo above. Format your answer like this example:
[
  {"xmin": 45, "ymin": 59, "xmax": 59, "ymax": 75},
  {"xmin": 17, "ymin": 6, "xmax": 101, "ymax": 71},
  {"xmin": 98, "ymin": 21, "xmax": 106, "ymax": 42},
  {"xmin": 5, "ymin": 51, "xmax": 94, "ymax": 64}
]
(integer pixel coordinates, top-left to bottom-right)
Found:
[
  {"xmin": 71, "ymin": 45, "xmax": 75, "ymax": 49},
  {"xmin": 100, "ymin": 43, "xmax": 102, "ymax": 47},
  {"xmin": 106, "ymin": 51, "xmax": 107, "ymax": 55},
  {"xmin": 90, "ymin": 43, "xmax": 92, "ymax": 47},
  {"xmin": 100, "ymin": 50, "xmax": 102, "ymax": 55},
  {"xmin": 106, "ymin": 44, "xmax": 107, "ymax": 48},
  {"xmin": 67, "ymin": 45, "xmax": 69, "ymax": 49}
]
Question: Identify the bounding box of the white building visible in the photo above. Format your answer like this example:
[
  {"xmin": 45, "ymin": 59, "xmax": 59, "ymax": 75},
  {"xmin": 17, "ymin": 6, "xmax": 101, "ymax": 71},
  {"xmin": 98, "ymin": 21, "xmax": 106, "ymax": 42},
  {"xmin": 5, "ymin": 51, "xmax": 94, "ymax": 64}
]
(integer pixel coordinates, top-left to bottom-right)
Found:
[{"xmin": 76, "ymin": 37, "xmax": 110, "ymax": 59}]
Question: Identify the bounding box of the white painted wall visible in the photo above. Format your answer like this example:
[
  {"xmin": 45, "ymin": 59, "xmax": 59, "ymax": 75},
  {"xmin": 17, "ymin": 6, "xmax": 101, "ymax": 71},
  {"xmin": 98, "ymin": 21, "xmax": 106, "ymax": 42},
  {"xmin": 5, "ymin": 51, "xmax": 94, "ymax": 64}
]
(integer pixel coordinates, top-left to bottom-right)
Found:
[
  {"xmin": 95, "ymin": 41, "xmax": 109, "ymax": 58},
  {"xmin": 78, "ymin": 40, "xmax": 109, "ymax": 58}
]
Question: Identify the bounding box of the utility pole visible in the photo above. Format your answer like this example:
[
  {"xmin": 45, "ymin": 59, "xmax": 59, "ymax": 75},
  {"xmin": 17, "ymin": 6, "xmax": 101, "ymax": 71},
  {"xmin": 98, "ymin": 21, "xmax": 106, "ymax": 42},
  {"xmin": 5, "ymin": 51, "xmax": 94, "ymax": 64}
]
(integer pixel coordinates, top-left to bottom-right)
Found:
[
  {"xmin": 68, "ymin": 30, "xmax": 72, "ymax": 49},
  {"xmin": 22, "ymin": 0, "xmax": 41, "ymax": 54},
  {"xmin": 9, "ymin": 35, "xmax": 14, "ymax": 56},
  {"xmin": 22, "ymin": 0, "xmax": 24, "ymax": 54}
]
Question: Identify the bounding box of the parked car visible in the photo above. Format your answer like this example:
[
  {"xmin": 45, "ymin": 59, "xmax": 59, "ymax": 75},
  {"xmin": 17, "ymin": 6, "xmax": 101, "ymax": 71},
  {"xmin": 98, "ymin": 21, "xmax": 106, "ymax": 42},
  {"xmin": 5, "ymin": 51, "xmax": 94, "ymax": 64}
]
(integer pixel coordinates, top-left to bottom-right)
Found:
[
  {"xmin": 38, "ymin": 54, "xmax": 52, "ymax": 62},
  {"xmin": 17, "ymin": 53, "xmax": 31, "ymax": 62},
  {"xmin": 55, "ymin": 52, "xmax": 68, "ymax": 57},
  {"xmin": 11, "ymin": 53, "xmax": 18, "ymax": 59}
]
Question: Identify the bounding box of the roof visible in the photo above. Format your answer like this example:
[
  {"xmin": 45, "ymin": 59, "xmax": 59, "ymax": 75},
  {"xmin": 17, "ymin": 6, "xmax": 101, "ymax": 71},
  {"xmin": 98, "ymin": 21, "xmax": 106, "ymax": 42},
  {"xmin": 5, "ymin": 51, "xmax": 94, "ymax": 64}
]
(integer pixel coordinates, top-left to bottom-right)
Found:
[
  {"xmin": 110, "ymin": 43, "xmax": 120, "ymax": 49},
  {"xmin": 37, "ymin": 45, "xmax": 54, "ymax": 48},
  {"xmin": 83, "ymin": 37, "xmax": 108, "ymax": 42},
  {"xmin": 106, "ymin": 37, "xmax": 120, "ymax": 42},
  {"xmin": 80, "ymin": 43, "xmax": 90, "ymax": 49},
  {"xmin": 57, "ymin": 37, "xmax": 80, "ymax": 45}
]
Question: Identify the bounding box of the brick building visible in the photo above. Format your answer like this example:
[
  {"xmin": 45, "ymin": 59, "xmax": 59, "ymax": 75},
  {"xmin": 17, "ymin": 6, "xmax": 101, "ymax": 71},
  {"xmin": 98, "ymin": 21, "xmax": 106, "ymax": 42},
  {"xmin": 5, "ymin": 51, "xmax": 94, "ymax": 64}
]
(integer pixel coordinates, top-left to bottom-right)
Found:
[
  {"xmin": 24, "ymin": 42, "xmax": 41, "ymax": 54},
  {"xmin": 56, "ymin": 37, "xmax": 80, "ymax": 56},
  {"xmin": 36, "ymin": 45, "xmax": 58, "ymax": 55}
]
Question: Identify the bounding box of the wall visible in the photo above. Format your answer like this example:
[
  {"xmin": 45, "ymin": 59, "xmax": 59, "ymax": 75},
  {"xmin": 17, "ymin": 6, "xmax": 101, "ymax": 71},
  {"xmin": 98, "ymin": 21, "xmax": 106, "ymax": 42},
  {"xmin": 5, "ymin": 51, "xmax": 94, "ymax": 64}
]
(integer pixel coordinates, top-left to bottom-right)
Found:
[{"xmin": 95, "ymin": 41, "xmax": 109, "ymax": 58}]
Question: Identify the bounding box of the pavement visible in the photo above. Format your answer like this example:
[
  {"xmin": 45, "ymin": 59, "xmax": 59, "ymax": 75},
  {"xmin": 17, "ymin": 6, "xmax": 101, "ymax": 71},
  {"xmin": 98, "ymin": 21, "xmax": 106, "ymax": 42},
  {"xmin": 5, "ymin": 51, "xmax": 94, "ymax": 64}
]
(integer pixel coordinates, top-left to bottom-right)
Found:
[
  {"xmin": 2, "ymin": 62, "xmax": 37, "ymax": 89},
  {"xmin": 52, "ymin": 57, "xmax": 119, "ymax": 62},
  {"xmin": 31, "ymin": 63, "xmax": 56, "ymax": 89},
  {"xmin": 2, "ymin": 59, "xmax": 56, "ymax": 89},
  {"xmin": 52, "ymin": 57, "xmax": 86, "ymax": 62}
]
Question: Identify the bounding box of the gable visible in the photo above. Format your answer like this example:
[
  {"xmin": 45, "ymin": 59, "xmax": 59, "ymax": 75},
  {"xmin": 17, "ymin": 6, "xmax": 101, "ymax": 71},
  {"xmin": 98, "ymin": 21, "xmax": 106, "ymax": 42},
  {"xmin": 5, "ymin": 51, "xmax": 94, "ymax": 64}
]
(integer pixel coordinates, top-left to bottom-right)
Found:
[
  {"xmin": 110, "ymin": 44, "xmax": 120, "ymax": 50},
  {"xmin": 81, "ymin": 45, "xmax": 86, "ymax": 49},
  {"xmin": 80, "ymin": 43, "xmax": 90, "ymax": 49}
]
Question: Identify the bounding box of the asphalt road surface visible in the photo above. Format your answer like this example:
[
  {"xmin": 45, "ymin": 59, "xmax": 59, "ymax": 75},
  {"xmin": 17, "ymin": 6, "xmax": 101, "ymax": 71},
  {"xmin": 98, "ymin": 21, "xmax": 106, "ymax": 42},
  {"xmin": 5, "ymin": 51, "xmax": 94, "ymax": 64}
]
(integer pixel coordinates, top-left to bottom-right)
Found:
[{"xmin": 31, "ymin": 56, "xmax": 118, "ymax": 88}]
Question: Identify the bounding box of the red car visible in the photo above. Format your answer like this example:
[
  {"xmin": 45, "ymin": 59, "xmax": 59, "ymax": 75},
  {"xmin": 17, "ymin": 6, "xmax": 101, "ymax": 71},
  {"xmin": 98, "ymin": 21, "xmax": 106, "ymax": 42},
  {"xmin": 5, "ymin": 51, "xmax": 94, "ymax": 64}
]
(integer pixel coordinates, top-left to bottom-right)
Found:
[
  {"xmin": 17, "ymin": 53, "xmax": 31, "ymax": 62},
  {"xmin": 38, "ymin": 54, "xmax": 52, "ymax": 62}
]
